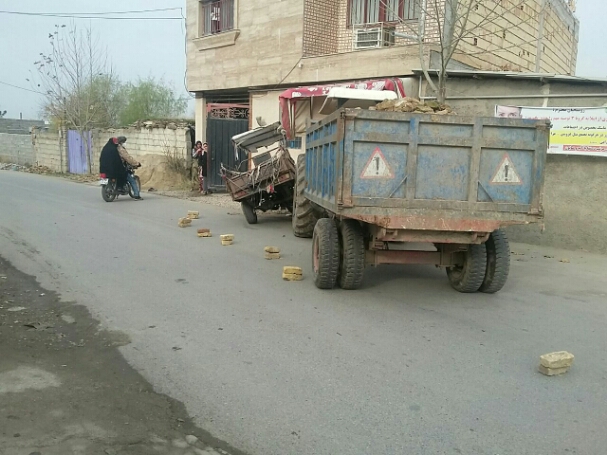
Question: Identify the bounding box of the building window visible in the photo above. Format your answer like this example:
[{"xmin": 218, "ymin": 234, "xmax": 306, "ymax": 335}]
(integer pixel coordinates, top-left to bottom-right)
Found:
[
  {"xmin": 199, "ymin": 0, "xmax": 234, "ymax": 36},
  {"xmin": 348, "ymin": 0, "xmax": 419, "ymax": 26}
]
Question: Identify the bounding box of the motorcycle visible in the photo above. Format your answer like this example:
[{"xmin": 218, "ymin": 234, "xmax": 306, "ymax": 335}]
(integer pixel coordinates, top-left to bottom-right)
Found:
[{"xmin": 99, "ymin": 163, "xmax": 141, "ymax": 202}]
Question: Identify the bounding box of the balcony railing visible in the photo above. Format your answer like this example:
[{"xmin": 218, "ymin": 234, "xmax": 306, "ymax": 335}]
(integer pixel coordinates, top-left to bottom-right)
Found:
[{"xmin": 200, "ymin": 0, "xmax": 234, "ymax": 36}]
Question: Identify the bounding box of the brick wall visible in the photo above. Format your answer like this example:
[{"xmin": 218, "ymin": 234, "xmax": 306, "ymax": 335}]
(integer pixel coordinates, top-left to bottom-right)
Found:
[
  {"xmin": 455, "ymin": 0, "xmax": 578, "ymax": 74},
  {"xmin": 303, "ymin": 0, "xmax": 339, "ymax": 56},
  {"xmin": 0, "ymin": 133, "xmax": 34, "ymax": 166},
  {"xmin": 300, "ymin": 0, "xmax": 577, "ymax": 74}
]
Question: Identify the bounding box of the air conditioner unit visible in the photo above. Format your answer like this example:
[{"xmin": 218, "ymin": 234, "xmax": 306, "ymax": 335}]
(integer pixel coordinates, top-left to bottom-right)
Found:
[
  {"xmin": 353, "ymin": 26, "xmax": 396, "ymax": 50},
  {"xmin": 354, "ymin": 27, "xmax": 382, "ymax": 49}
]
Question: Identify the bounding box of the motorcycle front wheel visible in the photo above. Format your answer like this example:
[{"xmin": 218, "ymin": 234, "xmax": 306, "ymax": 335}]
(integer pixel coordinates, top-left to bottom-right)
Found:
[{"xmin": 101, "ymin": 183, "xmax": 117, "ymax": 202}]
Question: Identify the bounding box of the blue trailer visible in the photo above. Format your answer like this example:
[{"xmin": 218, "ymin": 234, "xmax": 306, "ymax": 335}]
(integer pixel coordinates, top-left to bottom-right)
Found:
[{"xmin": 291, "ymin": 108, "xmax": 550, "ymax": 292}]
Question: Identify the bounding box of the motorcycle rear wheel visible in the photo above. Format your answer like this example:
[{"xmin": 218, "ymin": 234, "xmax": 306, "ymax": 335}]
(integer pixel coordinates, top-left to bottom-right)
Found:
[{"xmin": 101, "ymin": 183, "xmax": 117, "ymax": 202}]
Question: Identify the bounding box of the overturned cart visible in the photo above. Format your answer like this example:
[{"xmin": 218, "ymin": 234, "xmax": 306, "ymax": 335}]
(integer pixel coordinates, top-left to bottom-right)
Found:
[
  {"xmin": 293, "ymin": 108, "xmax": 550, "ymax": 292},
  {"xmin": 223, "ymin": 122, "xmax": 297, "ymax": 224}
]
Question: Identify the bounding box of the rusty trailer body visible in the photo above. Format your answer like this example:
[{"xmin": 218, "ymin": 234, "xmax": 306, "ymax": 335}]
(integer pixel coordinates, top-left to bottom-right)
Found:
[{"xmin": 296, "ymin": 108, "xmax": 550, "ymax": 292}]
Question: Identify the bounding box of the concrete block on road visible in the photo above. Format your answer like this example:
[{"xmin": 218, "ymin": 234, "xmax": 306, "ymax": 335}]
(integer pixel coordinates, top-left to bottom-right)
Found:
[
  {"xmin": 264, "ymin": 246, "xmax": 280, "ymax": 253},
  {"xmin": 283, "ymin": 266, "xmax": 303, "ymax": 281},
  {"xmin": 197, "ymin": 228, "xmax": 211, "ymax": 237},
  {"xmin": 540, "ymin": 351, "xmax": 574, "ymax": 369},
  {"xmin": 220, "ymin": 234, "xmax": 234, "ymax": 242},
  {"xmin": 539, "ymin": 364, "xmax": 571, "ymax": 376},
  {"xmin": 187, "ymin": 210, "xmax": 200, "ymax": 219},
  {"xmin": 265, "ymin": 252, "xmax": 281, "ymax": 260},
  {"xmin": 178, "ymin": 217, "xmax": 192, "ymax": 227}
]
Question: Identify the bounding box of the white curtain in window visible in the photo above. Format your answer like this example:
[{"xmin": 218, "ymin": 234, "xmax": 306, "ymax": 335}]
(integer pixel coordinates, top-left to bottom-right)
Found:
[
  {"xmin": 350, "ymin": 0, "xmax": 365, "ymax": 25},
  {"xmin": 367, "ymin": 0, "xmax": 380, "ymax": 23},
  {"xmin": 385, "ymin": 0, "xmax": 400, "ymax": 21}
]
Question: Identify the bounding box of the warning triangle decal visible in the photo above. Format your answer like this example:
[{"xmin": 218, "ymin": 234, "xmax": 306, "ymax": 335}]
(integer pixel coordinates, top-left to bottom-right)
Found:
[
  {"xmin": 491, "ymin": 154, "xmax": 522, "ymax": 184},
  {"xmin": 360, "ymin": 147, "xmax": 394, "ymax": 179}
]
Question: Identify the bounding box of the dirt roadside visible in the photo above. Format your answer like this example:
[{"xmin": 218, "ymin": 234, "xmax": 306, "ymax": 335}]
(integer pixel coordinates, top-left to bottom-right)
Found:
[{"xmin": 0, "ymin": 256, "xmax": 247, "ymax": 455}]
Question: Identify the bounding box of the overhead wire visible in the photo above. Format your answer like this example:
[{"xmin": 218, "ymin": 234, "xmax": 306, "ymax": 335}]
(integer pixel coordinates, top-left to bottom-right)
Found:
[
  {"xmin": 0, "ymin": 80, "xmax": 46, "ymax": 95},
  {"xmin": 0, "ymin": 9, "xmax": 182, "ymax": 20}
]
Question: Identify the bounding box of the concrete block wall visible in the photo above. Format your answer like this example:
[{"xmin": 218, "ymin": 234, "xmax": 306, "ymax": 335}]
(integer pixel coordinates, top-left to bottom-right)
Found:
[
  {"xmin": 90, "ymin": 127, "xmax": 192, "ymax": 174},
  {"xmin": 0, "ymin": 133, "xmax": 34, "ymax": 166},
  {"xmin": 29, "ymin": 126, "xmax": 191, "ymax": 175},
  {"xmin": 32, "ymin": 129, "xmax": 67, "ymax": 173}
]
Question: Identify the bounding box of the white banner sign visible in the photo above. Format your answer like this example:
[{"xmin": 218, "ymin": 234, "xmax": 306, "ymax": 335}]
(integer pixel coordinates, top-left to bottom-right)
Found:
[{"xmin": 495, "ymin": 105, "xmax": 607, "ymax": 157}]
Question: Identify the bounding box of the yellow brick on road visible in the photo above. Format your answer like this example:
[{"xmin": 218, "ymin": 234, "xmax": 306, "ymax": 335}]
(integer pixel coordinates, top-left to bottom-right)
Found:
[
  {"xmin": 264, "ymin": 246, "xmax": 280, "ymax": 253},
  {"xmin": 264, "ymin": 252, "xmax": 280, "ymax": 260},
  {"xmin": 187, "ymin": 210, "xmax": 199, "ymax": 219},
  {"xmin": 282, "ymin": 266, "xmax": 302, "ymax": 280},
  {"xmin": 539, "ymin": 365, "xmax": 570, "ymax": 376},
  {"xmin": 540, "ymin": 351, "xmax": 574, "ymax": 369},
  {"xmin": 178, "ymin": 217, "xmax": 192, "ymax": 227},
  {"xmin": 220, "ymin": 234, "xmax": 234, "ymax": 241}
]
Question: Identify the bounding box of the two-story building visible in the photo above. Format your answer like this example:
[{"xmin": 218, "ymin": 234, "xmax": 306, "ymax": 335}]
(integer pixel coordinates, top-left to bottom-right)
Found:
[{"xmin": 186, "ymin": 0, "xmax": 579, "ymax": 186}]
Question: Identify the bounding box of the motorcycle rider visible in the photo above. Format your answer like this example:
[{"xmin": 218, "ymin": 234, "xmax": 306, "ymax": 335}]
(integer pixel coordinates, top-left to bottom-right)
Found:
[
  {"xmin": 116, "ymin": 136, "xmax": 143, "ymax": 201},
  {"xmin": 99, "ymin": 137, "xmax": 128, "ymax": 191}
]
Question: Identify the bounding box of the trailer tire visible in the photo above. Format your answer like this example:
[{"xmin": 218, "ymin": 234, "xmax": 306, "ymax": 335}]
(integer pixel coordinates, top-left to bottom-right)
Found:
[
  {"xmin": 312, "ymin": 218, "xmax": 340, "ymax": 289},
  {"xmin": 292, "ymin": 154, "xmax": 318, "ymax": 238},
  {"xmin": 338, "ymin": 220, "xmax": 366, "ymax": 290},
  {"xmin": 241, "ymin": 201, "xmax": 258, "ymax": 225},
  {"xmin": 446, "ymin": 244, "xmax": 487, "ymax": 293},
  {"xmin": 479, "ymin": 229, "xmax": 510, "ymax": 294}
]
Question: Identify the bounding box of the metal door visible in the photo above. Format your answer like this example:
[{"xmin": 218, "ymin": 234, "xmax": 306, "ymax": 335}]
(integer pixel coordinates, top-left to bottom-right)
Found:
[
  {"xmin": 67, "ymin": 130, "xmax": 91, "ymax": 174},
  {"xmin": 206, "ymin": 117, "xmax": 249, "ymax": 188}
]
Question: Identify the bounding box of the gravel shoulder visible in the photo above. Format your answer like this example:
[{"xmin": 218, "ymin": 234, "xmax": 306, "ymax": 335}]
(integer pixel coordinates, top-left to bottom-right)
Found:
[{"xmin": 0, "ymin": 256, "xmax": 246, "ymax": 455}]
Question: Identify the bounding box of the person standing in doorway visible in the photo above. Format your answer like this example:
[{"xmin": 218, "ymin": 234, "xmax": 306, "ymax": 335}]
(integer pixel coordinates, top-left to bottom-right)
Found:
[{"xmin": 193, "ymin": 141, "xmax": 212, "ymax": 195}]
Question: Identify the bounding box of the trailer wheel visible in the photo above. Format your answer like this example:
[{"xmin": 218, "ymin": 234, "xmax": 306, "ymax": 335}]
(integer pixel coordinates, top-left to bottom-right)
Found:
[
  {"xmin": 312, "ymin": 218, "xmax": 340, "ymax": 289},
  {"xmin": 338, "ymin": 220, "xmax": 365, "ymax": 290},
  {"xmin": 479, "ymin": 229, "xmax": 510, "ymax": 294},
  {"xmin": 241, "ymin": 201, "xmax": 258, "ymax": 225},
  {"xmin": 446, "ymin": 244, "xmax": 487, "ymax": 293},
  {"xmin": 292, "ymin": 154, "xmax": 319, "ymax": 238}
]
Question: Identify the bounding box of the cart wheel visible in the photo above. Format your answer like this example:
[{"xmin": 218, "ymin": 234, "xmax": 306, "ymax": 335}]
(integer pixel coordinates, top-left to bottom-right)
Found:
[
  {"xmin": 446, "ymin": 244, "xmax": 487, "ymax": 293},
  {"xmin": 312, "ymin": 218, "xmax": 339, "ymax": 289},
  {"xmin": 241, "ymin": 202, "xmax": 258, "ymax": 225},
  {"xmin": 338, "ymin": 220, "xmax": 365, "ymax": 290},
  {"xmin": 479, "ymin": 229, "xmax": 510, "ymax": 294},
  {"xmin": 293, "ymin": 155, "xmax": 319, "ymax": 238}
]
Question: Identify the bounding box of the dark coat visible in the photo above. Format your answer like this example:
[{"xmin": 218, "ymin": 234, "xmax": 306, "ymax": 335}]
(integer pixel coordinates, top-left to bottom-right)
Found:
[
  {"xmin": 196, "ymin": 151, "xmax": 208, "ymax": 177},
  {"xmin": 99, "ymin": 139, "xmax": 127, "ymax": 187}
]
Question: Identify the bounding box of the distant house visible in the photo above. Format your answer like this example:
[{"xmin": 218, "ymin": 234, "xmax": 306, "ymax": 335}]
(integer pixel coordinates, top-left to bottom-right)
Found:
[{"xmin": 0, "ymin": 118, "xmax": 45, "ymax": 135}]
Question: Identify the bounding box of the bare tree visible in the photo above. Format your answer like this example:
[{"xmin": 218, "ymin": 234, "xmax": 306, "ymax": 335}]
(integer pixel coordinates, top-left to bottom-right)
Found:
[
  {"xmin": 379, "ymin": 0, "xmax": 543, "ymax": 103},
  {"xmin": 32, "ymin": 24, "xmax": 117, "ymax": 173}
]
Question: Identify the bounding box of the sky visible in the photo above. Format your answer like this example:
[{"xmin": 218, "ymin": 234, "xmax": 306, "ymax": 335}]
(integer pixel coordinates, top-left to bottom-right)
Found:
[
  {"xmin": 0, "ymin": 0, "xmax": 606, "ymax": 120},
  {"xmin": 0, "ymin": 0, "xmax": 191, "ymax": 119}
]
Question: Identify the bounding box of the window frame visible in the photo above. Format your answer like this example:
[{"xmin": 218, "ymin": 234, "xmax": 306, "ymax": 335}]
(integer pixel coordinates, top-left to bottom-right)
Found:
[
  {"xmin": 198, "ymin": 0, "xmax": 236, "ymax": 38},
  {"xmin": 347, "ymin": 0, "xmax": 418, "ymax": 27}
]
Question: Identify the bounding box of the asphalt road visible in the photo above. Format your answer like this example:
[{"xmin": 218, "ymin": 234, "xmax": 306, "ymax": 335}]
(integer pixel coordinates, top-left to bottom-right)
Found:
[{"xmin": 1, "ymin": 170, "xmax": 606, "ymax": 455}]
